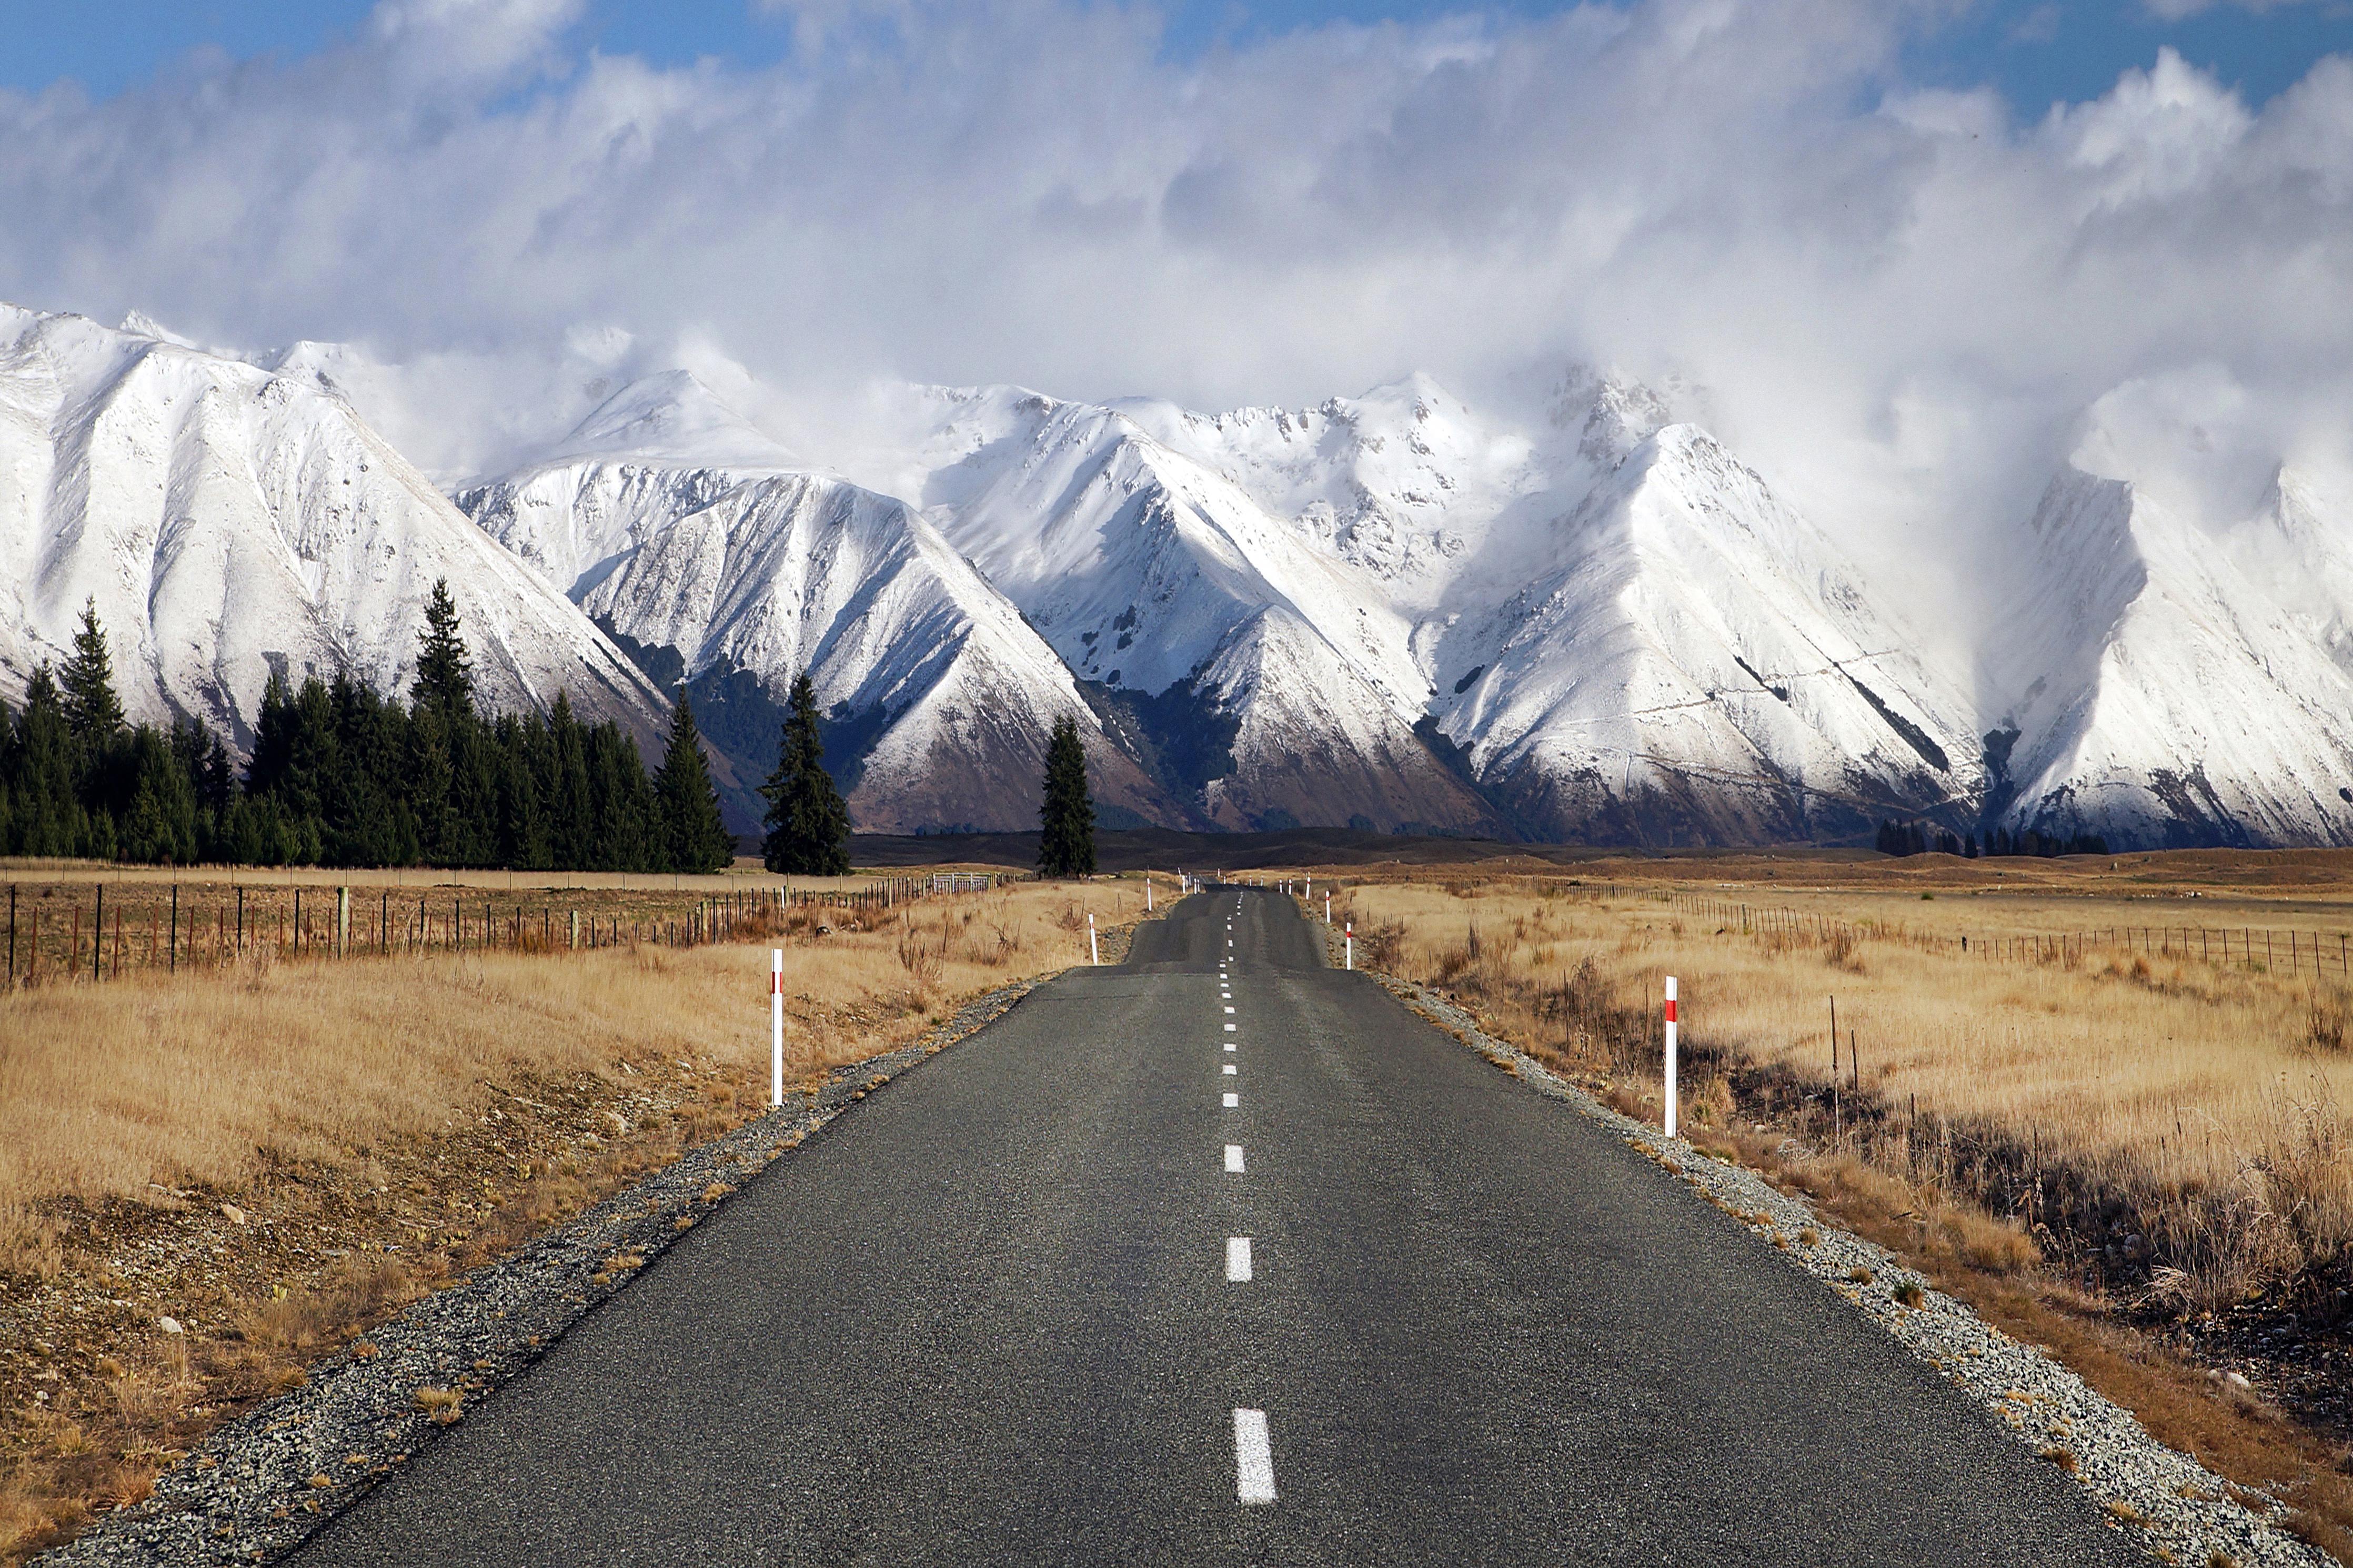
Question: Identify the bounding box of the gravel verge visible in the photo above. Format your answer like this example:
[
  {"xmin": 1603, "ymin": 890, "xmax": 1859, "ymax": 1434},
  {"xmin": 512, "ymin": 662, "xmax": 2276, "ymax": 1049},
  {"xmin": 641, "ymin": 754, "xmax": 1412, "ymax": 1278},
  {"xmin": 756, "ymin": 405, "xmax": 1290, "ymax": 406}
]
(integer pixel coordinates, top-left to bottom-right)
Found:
[
  {"xmin": 35, "ymin": 977, "xmax": 1045, "ymax": 1567},
  {"xmin": 1376, "ymin": 961, "xmax": 2334, "ymax": 1568}
]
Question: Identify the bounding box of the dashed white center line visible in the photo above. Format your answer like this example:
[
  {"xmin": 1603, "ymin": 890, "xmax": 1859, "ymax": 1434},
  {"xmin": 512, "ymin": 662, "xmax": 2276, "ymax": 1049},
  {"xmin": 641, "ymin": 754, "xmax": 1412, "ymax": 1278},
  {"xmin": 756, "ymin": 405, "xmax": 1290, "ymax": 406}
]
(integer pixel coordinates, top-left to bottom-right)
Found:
[
  {"xmin": 1223, "ymin": 1044, "xmax": 1235, "ymax": 1053},
  {"xmin": 1222, "ymin": 1064, "xmax": 1236, "ymax": 1075},
  {"xmin": 1233, "ymin": 1409, "xmax": 1276, "ymax": 1504},
  {"xmin": 1224, "ymin": 1144, "xmax": 1245, "ymax": 1173},
  {"xmin": 1223, "ymin": 1006, "xmax": 1236, "ymax": 1014},
  {"xmin": 1225, "ymin": 1236, "xmax": 1253, "ymax": 1281},
  {"xmin": 1224, "ymin": 1023, "xmax": 1237, "ymax": 1031},
  {"xmin": 1222, "ymin": 1091, "xmax": 1239, "ymax": 1108}
]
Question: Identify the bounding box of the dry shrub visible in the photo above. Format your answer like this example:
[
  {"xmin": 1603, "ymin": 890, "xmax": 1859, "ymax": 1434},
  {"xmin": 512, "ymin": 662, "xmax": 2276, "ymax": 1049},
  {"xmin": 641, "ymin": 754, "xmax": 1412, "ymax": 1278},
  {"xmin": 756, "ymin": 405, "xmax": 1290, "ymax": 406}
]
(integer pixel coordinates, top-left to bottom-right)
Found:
[
  {"xmin": 1684, "ymin": 1074, "xmax": 1736, "ymax": 1129},
  {"xmin": 2308, "ymin": 988, "xmax": 2350, "ymax": 1055},
  {"xmin": 1358, "ymin": 918, "xmax": 1406, "ymax": 971}
]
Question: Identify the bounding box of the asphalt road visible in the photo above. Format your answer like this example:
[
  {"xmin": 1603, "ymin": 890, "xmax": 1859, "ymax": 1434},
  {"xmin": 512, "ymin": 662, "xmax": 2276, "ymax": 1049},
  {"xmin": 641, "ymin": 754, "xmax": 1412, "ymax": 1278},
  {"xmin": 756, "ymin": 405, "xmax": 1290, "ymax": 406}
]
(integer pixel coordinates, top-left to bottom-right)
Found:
[{"xmin": 293, "ymin": 888, "xmax": 2141, "ymax": 1566}]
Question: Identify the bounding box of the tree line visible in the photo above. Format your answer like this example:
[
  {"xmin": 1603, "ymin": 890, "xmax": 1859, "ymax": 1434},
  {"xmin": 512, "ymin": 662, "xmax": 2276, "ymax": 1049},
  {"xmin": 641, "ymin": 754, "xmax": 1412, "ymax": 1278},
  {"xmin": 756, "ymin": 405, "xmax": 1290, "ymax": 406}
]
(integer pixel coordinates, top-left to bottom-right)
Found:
[
  {"xmin": 1875, "ymin": 820, "xmax": 2111, "ymax": 859},
  {"xmin": 0, "ymin": 586, "xmax": 735, "ymax": 873}
]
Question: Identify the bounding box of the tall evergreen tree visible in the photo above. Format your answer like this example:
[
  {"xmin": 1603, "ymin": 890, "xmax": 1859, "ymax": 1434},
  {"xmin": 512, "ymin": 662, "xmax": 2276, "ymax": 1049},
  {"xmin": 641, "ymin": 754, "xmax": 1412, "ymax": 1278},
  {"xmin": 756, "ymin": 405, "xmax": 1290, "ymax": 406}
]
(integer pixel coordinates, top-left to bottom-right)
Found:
[
  {"xmin": 59, "ymin": 598, "xmax": 124, "ymax": 747},
  {"xmin": 3, "ymin": 664, "xmax": 89, "ymax": 856},
  {"xmin": 411, "ymin": 578, "xmax": 475, "ymax": 720},
  {"xmin": 1037, "ymin": 714, "xmax": 1096, "ymax": 877},
  {"xmin": 761, "ymin": 671, "xmax": 851, "ymax": 875},
  {"xmin": 653, "ymin": 693, "xmax": 733, "ymax": 873}
]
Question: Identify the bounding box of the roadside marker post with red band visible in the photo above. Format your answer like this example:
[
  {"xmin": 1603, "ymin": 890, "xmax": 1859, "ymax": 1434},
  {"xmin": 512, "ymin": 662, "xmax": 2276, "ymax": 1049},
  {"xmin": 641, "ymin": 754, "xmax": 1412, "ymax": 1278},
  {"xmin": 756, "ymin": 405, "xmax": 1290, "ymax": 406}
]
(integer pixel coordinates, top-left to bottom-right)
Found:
[
  {"xmin": 771, "ymin": 949, "xmax": 785, "ymax": 1108},
  {"xmin": 1663, "ymin": 975, "xmax": 1679, "ymax": 1140},
  {"xmin": 1345, "ymin": 922, "xmax": 1354, "ymax": 970}
]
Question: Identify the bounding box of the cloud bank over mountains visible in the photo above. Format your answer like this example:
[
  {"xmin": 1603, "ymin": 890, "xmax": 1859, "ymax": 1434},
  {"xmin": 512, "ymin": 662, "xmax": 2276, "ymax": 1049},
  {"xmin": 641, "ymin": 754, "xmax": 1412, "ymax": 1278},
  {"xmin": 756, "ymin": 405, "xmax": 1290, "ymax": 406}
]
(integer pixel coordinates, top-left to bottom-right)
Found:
[{"xmin": 1, "ymin": 0, "xmax": 2348, "ymax": 579}]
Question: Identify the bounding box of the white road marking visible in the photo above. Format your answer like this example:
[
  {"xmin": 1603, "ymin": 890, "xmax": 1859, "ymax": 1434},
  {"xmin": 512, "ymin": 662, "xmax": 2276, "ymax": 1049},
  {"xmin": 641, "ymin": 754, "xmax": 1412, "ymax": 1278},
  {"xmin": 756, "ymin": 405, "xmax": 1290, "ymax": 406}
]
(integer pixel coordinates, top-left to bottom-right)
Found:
[
  {"xmin": 1223, "ymin": 1044, "xmax": 1235, "ymax": 1053},
  {"xmin": 1233, "ymin": 1409, "xmax": 1276, "ymax": 1504},
  {"xmin": 1223, "ymin": 1091, "xmax": 1239, "ymax": 1107},
  {"xmin": 1224, "ymin": 1144, "xmax": 1245, "ymax": 1173},
  {"xmin": 1222, "ymin": 1064, "xmax": 1236, "ymax": 1075},
  {"xmin": 1226, "ymin": 1236, "xmax": 1253, "ymax": 1281},
  {"xmin": 1224, "ymin": 1023, "xmax": 1237, "ymax": 1031},
  {"xmin": 1224, "ymin": 1006, "xmax": 1236, "ymax": 1014}
]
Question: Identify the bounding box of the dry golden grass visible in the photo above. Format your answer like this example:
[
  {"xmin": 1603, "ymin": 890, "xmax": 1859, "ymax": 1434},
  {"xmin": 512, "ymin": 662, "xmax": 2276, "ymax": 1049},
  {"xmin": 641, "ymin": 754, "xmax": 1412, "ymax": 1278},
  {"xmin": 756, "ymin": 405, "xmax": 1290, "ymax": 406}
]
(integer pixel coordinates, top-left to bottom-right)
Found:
[
  {"xmin": 1327, "ymin": 873, "xmax": 2353, "ymax": 1303},
  {"xmin": 0, "ymin": 877, "xmax": 1143, "ymax": 1239}
]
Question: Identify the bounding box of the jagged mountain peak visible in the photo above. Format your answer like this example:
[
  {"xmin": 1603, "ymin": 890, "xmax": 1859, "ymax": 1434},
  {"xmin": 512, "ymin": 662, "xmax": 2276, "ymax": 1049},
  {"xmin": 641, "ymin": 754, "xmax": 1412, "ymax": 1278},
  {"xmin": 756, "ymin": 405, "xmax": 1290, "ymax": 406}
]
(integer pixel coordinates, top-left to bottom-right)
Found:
[{"xmin": 1546, "ymin": 366, "xmax": 1674, "ymax": 469}]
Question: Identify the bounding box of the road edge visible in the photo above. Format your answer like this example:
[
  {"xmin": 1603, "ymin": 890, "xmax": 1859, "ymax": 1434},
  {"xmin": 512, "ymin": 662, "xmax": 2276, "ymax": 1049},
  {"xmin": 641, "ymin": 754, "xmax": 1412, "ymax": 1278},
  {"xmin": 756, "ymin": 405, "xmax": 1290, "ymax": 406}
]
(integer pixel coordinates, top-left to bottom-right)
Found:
[{"xmin": 1320, "ymin": 914, "xmax": 2330, "ymax": 1568}]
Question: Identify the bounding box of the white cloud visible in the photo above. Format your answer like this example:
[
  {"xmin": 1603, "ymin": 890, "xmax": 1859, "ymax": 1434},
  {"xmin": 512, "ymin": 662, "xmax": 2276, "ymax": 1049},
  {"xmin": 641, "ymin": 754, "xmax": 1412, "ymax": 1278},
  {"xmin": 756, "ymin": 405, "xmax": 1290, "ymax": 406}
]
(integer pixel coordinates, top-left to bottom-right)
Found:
[
  {"xmin": 2140, "ymin": 0, "xmax": 2319, "ymax": 18},
  {"xmin": 0, "ymin": 0, "xmax": 2347, "ymax": 625}
]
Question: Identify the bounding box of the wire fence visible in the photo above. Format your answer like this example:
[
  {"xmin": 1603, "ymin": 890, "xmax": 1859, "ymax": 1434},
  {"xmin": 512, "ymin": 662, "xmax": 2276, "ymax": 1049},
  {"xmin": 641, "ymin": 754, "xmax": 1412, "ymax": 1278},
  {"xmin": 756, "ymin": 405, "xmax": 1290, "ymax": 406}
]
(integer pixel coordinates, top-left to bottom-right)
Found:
[{"xmin": 0, "ymin": 873, "xmax": 1005, "ymax": 989}]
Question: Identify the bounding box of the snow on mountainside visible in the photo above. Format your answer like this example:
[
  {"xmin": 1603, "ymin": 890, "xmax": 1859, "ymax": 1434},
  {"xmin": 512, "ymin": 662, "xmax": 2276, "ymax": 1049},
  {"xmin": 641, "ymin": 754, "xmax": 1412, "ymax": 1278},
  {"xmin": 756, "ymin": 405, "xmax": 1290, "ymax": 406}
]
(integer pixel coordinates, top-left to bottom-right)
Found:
[
  {"xmin": 902, "ymin": 383, "xmax": 1503, "ymax": 834},
  {"xmin": 1431, "ymin": 426, "xmax": 1979, "ymax": 844},
  {"xmin": 1985, "ymin": 468, "xmax": 2353, "ymax": 847},
  {"xmin": 57, "ymin": 296, "xmax": 2352, "ymax": 851},
  {"xmin": 0, "ymin": 305, "xmax": 669, "ymax": 756},
  {"xmin": 458, "ymin": 375, "xmax": 1170, "ymax": 833}
]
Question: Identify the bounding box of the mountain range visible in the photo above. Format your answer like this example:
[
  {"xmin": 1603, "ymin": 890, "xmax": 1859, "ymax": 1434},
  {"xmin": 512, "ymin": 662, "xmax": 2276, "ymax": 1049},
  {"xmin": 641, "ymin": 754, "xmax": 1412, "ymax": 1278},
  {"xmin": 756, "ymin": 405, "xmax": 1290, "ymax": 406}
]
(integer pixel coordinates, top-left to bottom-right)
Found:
[{"xmin": 4, "ymin": 300, "xmax": 2350, "ymax": 850}]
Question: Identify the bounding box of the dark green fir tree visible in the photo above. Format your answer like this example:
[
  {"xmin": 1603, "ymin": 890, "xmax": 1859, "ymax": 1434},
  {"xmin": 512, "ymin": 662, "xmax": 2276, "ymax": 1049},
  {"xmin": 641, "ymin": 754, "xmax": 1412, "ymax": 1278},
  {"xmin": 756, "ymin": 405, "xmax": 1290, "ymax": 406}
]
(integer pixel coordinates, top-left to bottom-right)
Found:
[
  {"xmin": 654, "ymin": 691, "xmax": 733, "ymax": 874},
  {"xmin": 1037, "ymin": 713, "xmax": 1096, "ymax": 878},
  {"xmin": 59, "ymin": 598, "xmax": 125, "ymax": 747},
  {"xmin": 411, "ymin": 578, "xmax": 475, "ymax": 720},
  {"xmin": 761, "ymin": 671, "xmax": 850, "ymax": 875}
]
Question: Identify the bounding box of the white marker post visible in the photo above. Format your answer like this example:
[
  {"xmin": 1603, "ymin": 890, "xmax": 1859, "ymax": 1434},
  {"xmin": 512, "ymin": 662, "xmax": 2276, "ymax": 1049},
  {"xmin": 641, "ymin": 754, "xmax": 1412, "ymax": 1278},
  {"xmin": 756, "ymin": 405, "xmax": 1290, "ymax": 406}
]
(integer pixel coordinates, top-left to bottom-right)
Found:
[
  {"xmin": 1323, "ymin": 892, "xmax": 1331, "ymax": 925},
  {"xmin": 771, "ymin": 949, "xmax": 785, "ymax": 1108},
  {"xmin": 1344, "ymin": 922, "xmax": 1354, "ymax": 970},
  {"xmin": 1147, "ymin": 877, "xmax": 1153, "ymax": 912},
  {"xmin": 1663, "ymin": 974, "xmax": 1679, "ymax": 1140},
  {"xmin": 1089, "ymin": 913, "xmax": 1099, "ymax": 966}
]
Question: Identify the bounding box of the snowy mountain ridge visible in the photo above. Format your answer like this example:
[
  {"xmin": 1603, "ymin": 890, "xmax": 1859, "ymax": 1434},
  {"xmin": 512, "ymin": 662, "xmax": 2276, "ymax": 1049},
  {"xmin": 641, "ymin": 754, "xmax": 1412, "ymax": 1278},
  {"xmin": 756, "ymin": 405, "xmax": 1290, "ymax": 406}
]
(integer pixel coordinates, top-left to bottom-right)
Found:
[
  {"xmin": 10, "ymin": 298, "xmax": 2351, "ymax": 849},
  {"xmin": 0, "ymin": 304, "xmax": 670, "ymax": 767}
]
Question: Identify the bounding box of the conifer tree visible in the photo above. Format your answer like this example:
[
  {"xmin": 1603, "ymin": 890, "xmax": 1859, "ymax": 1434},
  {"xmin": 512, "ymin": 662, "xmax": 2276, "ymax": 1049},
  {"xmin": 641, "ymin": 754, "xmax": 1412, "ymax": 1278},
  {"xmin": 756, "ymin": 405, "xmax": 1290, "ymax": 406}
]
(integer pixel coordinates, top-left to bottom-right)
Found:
[
  {"xmin": 1037, "ymin": 714, "xmax": 1096, "ymax": 877},
  {"xmin": 654, "ymin": 692, "xmax": 733, "ymax": 873},
  {"xmin": 761, "ymin": 671, "xmax": 851, "ymax": 875},
  {"xmin": 412, "ymin": 579, "xmax": 475, "ymax": 720},
  {"xmin": 59, "ymin": 598, "xmax": 124, "ymax": 746}
]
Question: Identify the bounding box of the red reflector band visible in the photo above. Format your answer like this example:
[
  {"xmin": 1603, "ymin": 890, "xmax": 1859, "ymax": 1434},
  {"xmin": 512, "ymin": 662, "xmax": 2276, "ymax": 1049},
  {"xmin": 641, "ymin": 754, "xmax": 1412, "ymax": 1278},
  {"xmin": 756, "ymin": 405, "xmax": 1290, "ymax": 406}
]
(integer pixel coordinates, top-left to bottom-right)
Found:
[{"xmin": 1663, "ymin": 1000, "xmax": 1677, "ymax": 1023}]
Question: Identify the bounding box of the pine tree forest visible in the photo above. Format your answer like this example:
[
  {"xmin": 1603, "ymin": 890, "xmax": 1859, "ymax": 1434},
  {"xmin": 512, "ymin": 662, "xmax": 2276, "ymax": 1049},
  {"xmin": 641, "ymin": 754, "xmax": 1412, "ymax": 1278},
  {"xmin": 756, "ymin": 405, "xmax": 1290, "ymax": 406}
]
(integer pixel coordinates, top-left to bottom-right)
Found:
[{"xmin": 0, "ymin": 586, "xmax": 735, "ymax": 873}]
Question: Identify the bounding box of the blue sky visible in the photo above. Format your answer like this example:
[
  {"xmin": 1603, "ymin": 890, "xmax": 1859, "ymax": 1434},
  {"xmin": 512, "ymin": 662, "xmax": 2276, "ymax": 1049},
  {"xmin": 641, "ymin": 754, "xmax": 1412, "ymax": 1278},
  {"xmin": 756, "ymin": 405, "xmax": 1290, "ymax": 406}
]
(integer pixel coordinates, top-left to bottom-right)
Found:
[{"xmin": 3, "ymin": 1, "xmax": 2348, "ymax": 114}]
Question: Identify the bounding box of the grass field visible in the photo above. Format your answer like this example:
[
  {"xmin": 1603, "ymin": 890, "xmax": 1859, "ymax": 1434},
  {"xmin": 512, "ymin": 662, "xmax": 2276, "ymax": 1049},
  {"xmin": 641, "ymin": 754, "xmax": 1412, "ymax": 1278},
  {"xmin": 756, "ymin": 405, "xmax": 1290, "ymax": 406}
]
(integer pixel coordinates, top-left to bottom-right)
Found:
[
  {"xmin": 1325, "ymin": 866, "xmax": 2353, "ymax": 1304},
  {"xmin": 0, "ymin": 871, "xmax": 1155, "ymax": 1561}
]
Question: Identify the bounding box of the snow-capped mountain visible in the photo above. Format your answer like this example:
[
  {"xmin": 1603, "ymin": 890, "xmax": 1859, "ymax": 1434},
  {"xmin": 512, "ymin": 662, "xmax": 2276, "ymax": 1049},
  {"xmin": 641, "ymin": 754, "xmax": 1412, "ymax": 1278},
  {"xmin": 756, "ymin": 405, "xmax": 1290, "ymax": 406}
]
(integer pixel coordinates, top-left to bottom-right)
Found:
[
  {"xmin": 0, "ymin": 306, "xmax": 668, "ymax": 756},
  {"xmin": 21, "ymin": 294, "xmax": 2353, "ymax": 851},
  {"xmin": 1430, "ymin": 424, "xmax": 1980, "ymax": 844},
  {"xmin": 1984, "ymin": 468, "xmax": 2353, "ymax": 847},
  {"xmin": 898, "ymin": 384, "xmax": 1501, "ymax": 834},
  {"xmin": 871, "ymin": 371, "xmax": 1973, "ymax": 844},
  {"xmin": 456, "ymin": 375, "xmax": 1172, "ymax": 833}
]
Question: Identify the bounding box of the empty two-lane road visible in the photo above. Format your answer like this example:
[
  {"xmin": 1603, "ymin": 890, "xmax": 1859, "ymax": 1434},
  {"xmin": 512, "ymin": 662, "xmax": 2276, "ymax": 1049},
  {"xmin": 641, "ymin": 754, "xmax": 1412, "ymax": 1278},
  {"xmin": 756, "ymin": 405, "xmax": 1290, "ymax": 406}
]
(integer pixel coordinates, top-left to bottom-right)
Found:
[{"xmin": 293, "ymin": 889, "xmax": 2139, "ymax": 1566}]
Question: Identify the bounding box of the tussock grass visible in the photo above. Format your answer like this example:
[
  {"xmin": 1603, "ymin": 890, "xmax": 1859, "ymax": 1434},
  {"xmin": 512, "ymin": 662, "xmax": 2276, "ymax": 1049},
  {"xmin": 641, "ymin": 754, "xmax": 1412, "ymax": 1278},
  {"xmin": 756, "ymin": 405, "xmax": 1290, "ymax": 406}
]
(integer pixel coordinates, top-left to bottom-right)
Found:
[
  {"xmin": 0, "ymin": 880, "xmax": 1138, "ymax": 1242},
  {"xmin": 1327, "ymin": 875, "xmax": 2353, "ymax": 1305}
]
